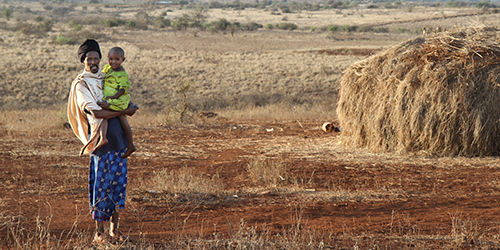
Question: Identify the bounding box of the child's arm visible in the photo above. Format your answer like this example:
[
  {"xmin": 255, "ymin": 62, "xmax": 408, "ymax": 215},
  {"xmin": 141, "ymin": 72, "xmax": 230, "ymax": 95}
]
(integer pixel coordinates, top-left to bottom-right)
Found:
[{"xmin": 105, "ymin": 88, "xmax": 125, "ymax": 100}]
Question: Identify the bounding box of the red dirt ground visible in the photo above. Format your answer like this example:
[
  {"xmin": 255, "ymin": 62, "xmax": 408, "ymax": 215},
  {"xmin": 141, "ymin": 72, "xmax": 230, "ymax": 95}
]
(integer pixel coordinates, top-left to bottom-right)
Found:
[{"xmin": 2, "ymin": 118, "xmax": 500, "ymax": 249}]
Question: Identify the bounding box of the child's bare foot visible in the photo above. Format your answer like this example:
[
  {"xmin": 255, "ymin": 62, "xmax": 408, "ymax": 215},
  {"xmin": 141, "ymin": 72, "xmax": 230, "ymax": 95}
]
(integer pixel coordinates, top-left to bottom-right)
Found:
[
  {"xmin": 95, "ymin": 138, "xmax": 108, "ymax": 150},
  {"xmin": 122, "ymin": 145, "xmax": 136, "ymax": 158}
]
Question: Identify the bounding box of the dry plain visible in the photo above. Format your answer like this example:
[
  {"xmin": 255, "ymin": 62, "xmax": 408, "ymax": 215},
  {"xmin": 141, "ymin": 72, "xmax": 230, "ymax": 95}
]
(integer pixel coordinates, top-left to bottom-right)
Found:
[{"xmin": 2, "ymin": 1, "xmax": 500, "ymax": 249}]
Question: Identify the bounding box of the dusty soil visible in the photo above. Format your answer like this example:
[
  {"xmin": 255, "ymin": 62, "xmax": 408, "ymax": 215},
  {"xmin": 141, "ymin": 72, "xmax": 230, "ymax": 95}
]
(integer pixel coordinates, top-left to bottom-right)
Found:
[{"xmin": 2, "ymin": 118, "xmax": 500, "ymax": 249}]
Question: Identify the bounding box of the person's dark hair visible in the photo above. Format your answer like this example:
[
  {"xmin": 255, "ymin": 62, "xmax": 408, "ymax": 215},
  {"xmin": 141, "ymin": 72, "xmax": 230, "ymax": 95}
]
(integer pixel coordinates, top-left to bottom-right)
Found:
[
  {"xmin": 78, "ymin": 39, "xmax": 102, "ymax": 63},
  {"xmin": 109, "ymin": 47, "xmax": 125, "ymax": 57}
]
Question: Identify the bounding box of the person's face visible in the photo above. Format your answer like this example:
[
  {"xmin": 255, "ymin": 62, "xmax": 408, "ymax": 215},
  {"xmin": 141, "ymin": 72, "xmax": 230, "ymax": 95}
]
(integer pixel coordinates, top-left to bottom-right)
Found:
[
  {"xmin": 108, "ymin": 50, "xmax": 125, "ymax": 71},
  {"xmin": 84, "ymin": 51, "xmax": 100, "ymax": 73}
]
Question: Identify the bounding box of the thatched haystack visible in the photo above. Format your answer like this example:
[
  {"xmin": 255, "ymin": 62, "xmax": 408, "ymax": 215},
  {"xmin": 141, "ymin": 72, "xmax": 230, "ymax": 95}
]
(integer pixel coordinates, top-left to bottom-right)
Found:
[{"xmin": 336, "ymin": 26, "xmax": 500, "ymax": 157}]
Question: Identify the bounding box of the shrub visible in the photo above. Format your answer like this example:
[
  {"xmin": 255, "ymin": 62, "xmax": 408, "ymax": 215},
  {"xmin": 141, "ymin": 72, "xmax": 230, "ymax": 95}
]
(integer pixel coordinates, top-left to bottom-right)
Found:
[
  {"xmin": 373, "ymin": 27, "xmax": 389, "ymax": 33},
  {"xmin": 34, "ymin": 15, "xmax": 44, "ymax": 22},
  {"xmin": 154, "ymin": 16, "xmax": 170, "ymax": 29},
  {"xmin": 342, "ymin": 24, "xmax": 357, "ymax": 32},
  {"xmin": 357, "ymin": 25, "xmax": 373, "ymax": 32},
  {"xmin": 68, "ymin": 20, "xmax": 83, "ymax": 31},
  {"xmin": 213, "ymin": 18, "xmax": 230, "ymax": 31},
  {"xmin": 102, "ymin": 18, "xmax": 126, "ymax": 27},
  {"xmin": 280, "ymin": 6, "xmax": 292, "ymax": 13},
  {"xmin": 55, "ymin": 35, "xmax": 72, "ymax": 44},
  {"xmin": 242, "ymin": 21, "xmax": 262, "ymax": 31},
  {"xmin": 265, "ymin": 23, "xmax": 273, "ymax": 30},
  {"xmin": 275, "ymin": 22, "xmax": 298, "ymax": 31},
  {"xmin": 126, "ymin": 21, "xmax": 136, "ymax": 27},
  {"xmin": 393, "ymin": 27, "xmax": 408, "ymax": 33},
  {"xmin": 327, "ymin": 25, "xmax": 338, "ymax": 32}
]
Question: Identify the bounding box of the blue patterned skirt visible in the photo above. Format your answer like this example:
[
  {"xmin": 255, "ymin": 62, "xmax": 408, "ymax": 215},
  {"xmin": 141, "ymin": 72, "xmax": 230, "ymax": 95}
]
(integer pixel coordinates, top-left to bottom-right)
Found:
[{"xmin": 88, "ymin": 148, "xmax": 128, "ymax": 222}]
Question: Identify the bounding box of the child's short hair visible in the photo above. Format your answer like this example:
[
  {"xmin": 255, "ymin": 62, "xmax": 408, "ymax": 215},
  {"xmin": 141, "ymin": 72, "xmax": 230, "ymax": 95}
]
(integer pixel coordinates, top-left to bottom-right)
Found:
[{"xmin": 109, "ymin": 47, "xmax": 125, "ymax": 57}]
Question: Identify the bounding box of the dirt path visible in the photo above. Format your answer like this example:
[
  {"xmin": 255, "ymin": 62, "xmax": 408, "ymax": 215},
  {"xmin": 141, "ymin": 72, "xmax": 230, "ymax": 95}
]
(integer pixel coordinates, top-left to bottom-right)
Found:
[{"xmin": 2, "ymin": 119, "xmax": 500, "ymax": 248}]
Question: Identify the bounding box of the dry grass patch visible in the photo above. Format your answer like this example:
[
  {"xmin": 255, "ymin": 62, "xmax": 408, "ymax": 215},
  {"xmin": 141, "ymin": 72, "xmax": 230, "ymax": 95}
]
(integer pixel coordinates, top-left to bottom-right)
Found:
[{"xmin": 139, "ymin": 166, "xmax": 226, "ymax": 201}]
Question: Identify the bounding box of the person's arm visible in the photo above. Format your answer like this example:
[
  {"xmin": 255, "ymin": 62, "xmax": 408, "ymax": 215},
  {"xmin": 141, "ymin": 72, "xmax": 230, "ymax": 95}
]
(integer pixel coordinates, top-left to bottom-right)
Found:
[
  {"xmin": 105, "ymin": 88, "xmax": 125, "ymax": 100},
  {"xmin": 91, "ymin": 103, "xmax": 137, "ymax": 119}
]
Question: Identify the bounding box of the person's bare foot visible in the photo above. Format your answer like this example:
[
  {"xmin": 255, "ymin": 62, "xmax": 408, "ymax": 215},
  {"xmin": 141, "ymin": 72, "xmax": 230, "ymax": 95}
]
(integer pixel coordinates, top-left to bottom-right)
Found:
[
  {"xmin": 93, "ymin": 233, "xmax": 112, "ymax": 245},
  {"xmin": 95, "ymin": 138, "xmax": 108, "ymax": 150},
  {"xmin": 121, "ymin": 145, "xmax": 136, "ymax": 158},
  {"xmin": 111, "ymin": 230, "xmax": 134, "ymax": 243}
]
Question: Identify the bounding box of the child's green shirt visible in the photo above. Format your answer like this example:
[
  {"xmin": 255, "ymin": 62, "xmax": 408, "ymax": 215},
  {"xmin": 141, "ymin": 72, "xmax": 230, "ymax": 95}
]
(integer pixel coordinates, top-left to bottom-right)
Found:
[{"xmin": 102, "ymin": 64, "xmax": 131, "ymax": 111}]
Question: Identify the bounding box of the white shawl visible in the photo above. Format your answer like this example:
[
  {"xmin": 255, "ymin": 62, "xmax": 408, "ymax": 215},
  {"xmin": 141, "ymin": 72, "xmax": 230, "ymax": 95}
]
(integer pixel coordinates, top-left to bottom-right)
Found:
[{"xmin": 67, "ymin": 69, "xmax": 106, "ymax": 156}]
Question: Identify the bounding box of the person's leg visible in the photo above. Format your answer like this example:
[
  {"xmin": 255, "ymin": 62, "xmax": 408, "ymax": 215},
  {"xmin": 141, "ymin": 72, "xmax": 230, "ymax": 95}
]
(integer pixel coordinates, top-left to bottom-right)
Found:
[
  {"xmin": 119, "ymin": 115, "xmax": 136, "ymax": 158},
  {"xmin": 110, "ymin": 210, "xmax": 119, "ymax": 237},
  {"xmin": 110, "ymin": 210, "xmax": 133, "ymax": 242},
  {"xmin": 93, "ymin": 220, "xmax": 111, "ymax": 243},
  {"xmin": 95, "ymin": 119, "xmax": 109, "ymax": 149}
]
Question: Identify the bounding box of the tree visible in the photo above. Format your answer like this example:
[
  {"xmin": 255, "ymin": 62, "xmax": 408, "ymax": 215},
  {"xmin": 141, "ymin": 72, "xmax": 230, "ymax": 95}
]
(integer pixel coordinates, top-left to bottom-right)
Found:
[{"xmin": 187, "ymin": 7, "xmax": 209, "ymax": 36}]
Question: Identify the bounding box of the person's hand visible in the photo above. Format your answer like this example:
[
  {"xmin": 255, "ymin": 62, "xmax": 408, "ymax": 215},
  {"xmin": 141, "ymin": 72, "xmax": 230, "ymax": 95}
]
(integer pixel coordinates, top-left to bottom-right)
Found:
[{"xmin": 124, "ymin": 104, "xmax": 138, "ymax": 116}]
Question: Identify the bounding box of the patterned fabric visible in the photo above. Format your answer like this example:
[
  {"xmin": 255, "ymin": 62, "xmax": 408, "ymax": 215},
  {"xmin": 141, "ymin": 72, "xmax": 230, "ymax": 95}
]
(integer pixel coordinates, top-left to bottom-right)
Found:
[
  {"xmin": 89, "ymin": 148, "xmax": 128, "ymax": 222},
  {"xmin": 102, "ymin": 64, "xmax": 131, "ymax": 111}
]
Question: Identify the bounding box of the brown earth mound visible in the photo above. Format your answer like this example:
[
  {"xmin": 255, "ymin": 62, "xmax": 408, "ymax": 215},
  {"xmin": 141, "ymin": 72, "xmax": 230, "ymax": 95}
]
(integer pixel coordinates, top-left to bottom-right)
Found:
[{"xmin": 336, "ymin": 26, "xmax": 500, "ymax": 156}]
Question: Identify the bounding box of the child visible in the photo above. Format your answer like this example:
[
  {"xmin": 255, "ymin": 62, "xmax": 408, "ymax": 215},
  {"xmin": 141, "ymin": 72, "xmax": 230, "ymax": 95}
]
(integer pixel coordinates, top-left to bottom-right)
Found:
[{"xmin": 96, "ymin": 47, "xmax": 137, "ymax": 158}]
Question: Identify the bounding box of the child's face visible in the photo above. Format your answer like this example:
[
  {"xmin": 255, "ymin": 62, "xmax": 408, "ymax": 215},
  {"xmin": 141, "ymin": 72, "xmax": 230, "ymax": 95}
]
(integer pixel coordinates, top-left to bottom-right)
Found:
[{"xmin": 108, "ymin": 50, "xmax": 125, "ymax": 71}]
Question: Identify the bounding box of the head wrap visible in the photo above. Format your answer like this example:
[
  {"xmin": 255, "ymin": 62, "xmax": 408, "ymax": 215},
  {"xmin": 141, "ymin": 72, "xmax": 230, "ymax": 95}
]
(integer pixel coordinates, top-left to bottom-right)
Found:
[{"xmin": 77, "ymin": 39, "xmax": 102, "ymax": 63}]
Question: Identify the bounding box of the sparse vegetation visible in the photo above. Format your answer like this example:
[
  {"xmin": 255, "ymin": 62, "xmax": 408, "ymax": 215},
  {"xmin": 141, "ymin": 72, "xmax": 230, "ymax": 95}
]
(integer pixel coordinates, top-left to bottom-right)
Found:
[{"xmin": 2, "ymin": 1, "xmax": 500, "ymax": 249}]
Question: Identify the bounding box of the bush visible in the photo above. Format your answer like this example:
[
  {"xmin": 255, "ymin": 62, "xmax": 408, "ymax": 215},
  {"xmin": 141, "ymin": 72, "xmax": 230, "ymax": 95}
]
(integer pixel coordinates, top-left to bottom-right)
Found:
[
  {"xmin": 265, "ymin": 23, "xmax": 273, "ymax": 30},
  {"xmin": 2, "ymin": 8, "xmax": 12, "ymax": 21},
  {"xmin": 327, "ymin": 25, "xmax": 338, "ymax": 32},
  {"xmin": 280, "ymin": 6, "xmax": 292, "ymax": 13},
  {"xmin": 55, "ymin": 35, "xmax": 72, "ymax": 44},
  {"xmin": 126, "ymin": 21, "xmax": 136, "ymax": 27},
  {"xmin": 275, "ymin": 22, "xmax": 298, "ymax": 31},
  {"xmin": 68, "ymin": 20, "xmax": 83, "ymax": 31},
  {"xmin": 154, "ymin": 16, "xmax": 170, "ymax": 29},
  {"xmin": 476, "ymin": 1, "xmax": 497, "ymax": 8},
  {"xmin": 373, "ymin": 27, "xmax": 389, "ymax": 33},
  {"xmin": 34, "ymin": 15, "xmax": 44, "ymax": 22},
  {"xmin": 357, "ymin": 25, "xmax": 373, "ymax": 32},
  {"xmin": 212, "ymin": 18, "xmax": 230, "ymax": 31},
  {"xmin": 102, "ymin": 18, "xmax": 126, "ymax": 27},
  {"xmin": 241, "ymin": 21, "xmax": 262, "ymax": 31},
  {"xmin": 342, "ymin": 24, "xmax": 357, "ymax": 32}
]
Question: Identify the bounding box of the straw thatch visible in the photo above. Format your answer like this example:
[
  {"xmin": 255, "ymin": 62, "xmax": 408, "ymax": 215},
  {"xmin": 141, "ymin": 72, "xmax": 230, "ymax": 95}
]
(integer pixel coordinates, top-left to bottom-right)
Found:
[{"xmin": 336, "ymin": 26, "xmax": 500, "ymax": 157}]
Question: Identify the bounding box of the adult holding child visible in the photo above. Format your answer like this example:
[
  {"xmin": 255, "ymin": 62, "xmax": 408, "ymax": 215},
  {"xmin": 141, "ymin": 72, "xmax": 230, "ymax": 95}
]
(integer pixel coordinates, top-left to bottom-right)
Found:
[{"xmin": 67, "ymin": 39, "xmax": 137, "ymax": 244}]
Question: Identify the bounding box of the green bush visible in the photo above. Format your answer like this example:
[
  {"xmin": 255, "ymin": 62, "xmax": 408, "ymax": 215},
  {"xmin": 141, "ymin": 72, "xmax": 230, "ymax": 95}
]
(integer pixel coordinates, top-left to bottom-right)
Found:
[
  {"xmin": 102, "ymin": 18, "xmax": 126, "ymax": 27},
  {"xmin": 265, "ymin": 23, "xmax": 273, "ymax": 30},
  {"xmin": 213, "ymin": 18, "xmax": 230, "ymax": 31},
  {"xmin": 34, "ymin": 15, "xmax": 44, "ymax": 22},
  {"xmin": 280, "ymin": 7, "xmax": 292, "ymax": 13},
  {"xmin": 275, "ymin": 22, "xmax": 297, "ymax": 30},
  {"xmin": 373, "ymin": 27, "xmax": 389, "ymax": 33},
  {"xmin": 342, "ymin": 24, "xmax": 357, "ymax": 32},
  {"xmin": 56, "ymin": 35, "xmax": 72, "ymax": 44},
  {"xmin": 154, "ymin": 16, "xmax": 170, "ymax": 29},
  {"xmin": 242, "ymin": 21, "xmax": 262, "ymax": 31},
  {"xmin": 126, "ymin": 21, "xmax": 136, "ymax": 27},
  {"xmin": 327, "ymin": 25, "xmax": 338, "ymax": 32},
  {"xmin": 393, "ymin": 27, "xmax": 408, "ymax": 33},
  {"xmin": 357, "ymin": 25, "xmax": 373, "ymax": 32},
  {"xmin": 2, "ymin": 8, "xmax": 11, "ymax": 21},
  {"xmin": 68, "ymin": 20, "xmax": 83, "ymax": 31}
]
